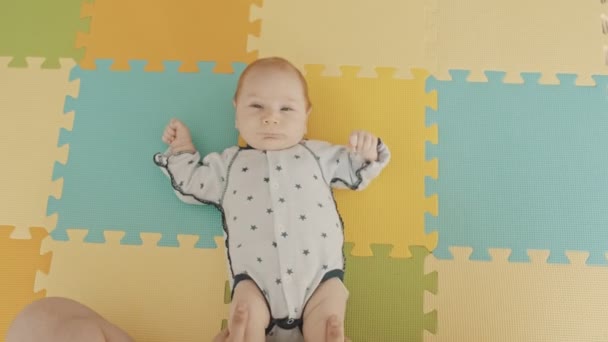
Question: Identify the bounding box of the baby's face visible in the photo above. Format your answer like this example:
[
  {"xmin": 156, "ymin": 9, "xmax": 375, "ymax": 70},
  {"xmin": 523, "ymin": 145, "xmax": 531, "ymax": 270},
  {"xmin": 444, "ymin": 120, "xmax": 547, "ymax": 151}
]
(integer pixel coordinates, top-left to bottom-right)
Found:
[{"xmin": 234, "ymin": 67, "xmax": 310, "ymax": 151}]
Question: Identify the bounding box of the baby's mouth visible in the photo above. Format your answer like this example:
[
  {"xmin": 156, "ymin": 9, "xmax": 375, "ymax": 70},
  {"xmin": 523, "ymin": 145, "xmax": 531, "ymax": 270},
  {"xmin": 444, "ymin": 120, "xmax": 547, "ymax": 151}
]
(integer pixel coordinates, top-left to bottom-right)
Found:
[{"xmin": 260, "ymin": 132, "xmax": 283, "ymax": 138}]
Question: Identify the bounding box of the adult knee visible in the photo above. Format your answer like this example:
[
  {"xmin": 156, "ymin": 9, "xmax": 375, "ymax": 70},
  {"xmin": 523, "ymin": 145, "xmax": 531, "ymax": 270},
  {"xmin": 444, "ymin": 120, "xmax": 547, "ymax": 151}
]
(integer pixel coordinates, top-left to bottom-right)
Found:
[{"xmin": 6, "ymin": 297, "xmax": 65, "ymax": 342}]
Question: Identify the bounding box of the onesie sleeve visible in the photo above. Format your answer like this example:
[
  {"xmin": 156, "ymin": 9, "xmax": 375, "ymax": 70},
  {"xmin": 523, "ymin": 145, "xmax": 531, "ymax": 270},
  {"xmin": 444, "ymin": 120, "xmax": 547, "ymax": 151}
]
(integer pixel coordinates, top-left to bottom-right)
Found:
[
  {"xmin": 153, "ymin": 147, "xmax": 237, "ymax": 205},
  {"xmin": 304, "ymin": 138, "xmax": 391, "ymax": 191}
]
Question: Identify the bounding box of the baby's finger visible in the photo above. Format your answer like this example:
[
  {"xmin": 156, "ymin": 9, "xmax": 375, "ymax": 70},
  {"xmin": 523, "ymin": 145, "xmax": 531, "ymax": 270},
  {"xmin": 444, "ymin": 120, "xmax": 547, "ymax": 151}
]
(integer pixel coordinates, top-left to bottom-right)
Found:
[
  {"xmin": 169, "ymin": 118, "xmax": 183, "ymax": 131},
  {"xmin": 162, "ymin": 131, "xmax": 174, "ymax": 144},
  {"xmin": 363, "ymin": 133, "xmax": 376, "ymax": 152},
  {"xmin": 355, "ymin": 130, "xmax": 367, "ymax": 152},
  {"xmin": 349, "ymin": 132, "xmax": 359, "ymax": 151},
  {"xmin": 355, "ymin": 131, "xmax": 368, "ymax": 152},
  {"xmin": 358, "ymin": 133, "xmax": 369, "ymax": 152}
]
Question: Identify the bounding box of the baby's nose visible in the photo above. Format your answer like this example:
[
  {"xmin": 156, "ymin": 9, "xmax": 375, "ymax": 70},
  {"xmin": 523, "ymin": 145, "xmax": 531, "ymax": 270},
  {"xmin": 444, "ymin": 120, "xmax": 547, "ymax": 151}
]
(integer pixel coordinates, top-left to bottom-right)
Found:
[
  {"xmin": 262, "ymin": 111, "xmax": 279, "ymax": 124},
  {"xmin": 263, "ymin": 117, "xmax": 278, "ymax": 124}
]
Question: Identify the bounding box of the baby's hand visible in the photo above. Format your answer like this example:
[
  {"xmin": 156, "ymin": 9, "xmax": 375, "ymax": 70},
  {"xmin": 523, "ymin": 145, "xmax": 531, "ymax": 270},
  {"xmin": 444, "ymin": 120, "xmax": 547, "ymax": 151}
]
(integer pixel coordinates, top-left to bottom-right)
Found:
[
  {"xmin": 162, "ymin": 118, "xmax": 196, "ymax": 153},
  {"xmin": 349, "ymin": 130, "xmax": 378, "ymax": 162}
]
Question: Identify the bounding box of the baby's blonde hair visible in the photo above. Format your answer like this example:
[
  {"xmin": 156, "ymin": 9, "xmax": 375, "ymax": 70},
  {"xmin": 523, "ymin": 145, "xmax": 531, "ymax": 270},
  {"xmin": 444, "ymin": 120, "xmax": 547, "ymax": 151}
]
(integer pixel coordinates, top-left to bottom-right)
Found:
[{"xmin": 234, "ymin": 57, "xmax": 312, "ymax": 111}]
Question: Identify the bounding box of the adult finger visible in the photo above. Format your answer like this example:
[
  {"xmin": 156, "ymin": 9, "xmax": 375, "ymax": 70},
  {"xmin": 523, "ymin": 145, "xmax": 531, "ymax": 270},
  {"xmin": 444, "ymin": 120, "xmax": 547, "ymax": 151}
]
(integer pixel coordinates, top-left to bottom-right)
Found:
[
  {"xmin": 325, "ymin": 315, "xmax": 344, "ymax": 342},
  {"xmin": 227, "ymin": 304, "xmax": 248, "ymax": 342},
  {"xmin": 212, "ymin": 328, "xmax": 229, "ymax": 342}
]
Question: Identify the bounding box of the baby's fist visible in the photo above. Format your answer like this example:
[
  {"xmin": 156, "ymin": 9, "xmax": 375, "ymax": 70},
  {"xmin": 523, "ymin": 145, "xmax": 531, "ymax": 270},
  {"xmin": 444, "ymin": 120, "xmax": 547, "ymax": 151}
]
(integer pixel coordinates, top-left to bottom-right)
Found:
[
  {"xmin": 349, "ymin": 130, "xmax": 378, "ymax": 162},
  {"xmin": 162, "ymin": 118, "xmax": 195, "ymax": 153}
]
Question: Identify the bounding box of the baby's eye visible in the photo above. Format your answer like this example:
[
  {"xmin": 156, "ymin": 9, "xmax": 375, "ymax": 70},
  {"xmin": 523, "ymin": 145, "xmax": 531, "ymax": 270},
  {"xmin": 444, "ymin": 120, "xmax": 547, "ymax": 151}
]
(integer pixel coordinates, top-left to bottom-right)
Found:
[
  {"xmin": 250, "ymin": 103, "xmax": 262, "ymax": 109},
  {"xmin": 281, "ymin": 107, "xmax": 293, "ymax": 111}
]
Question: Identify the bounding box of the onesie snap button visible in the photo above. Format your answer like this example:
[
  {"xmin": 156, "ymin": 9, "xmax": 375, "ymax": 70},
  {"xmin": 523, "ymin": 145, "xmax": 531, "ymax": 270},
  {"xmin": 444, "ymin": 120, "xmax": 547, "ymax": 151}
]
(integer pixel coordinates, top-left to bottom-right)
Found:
[{"xmin": 275, "ymin": 317, "xmax": 300, "ymax": 330}]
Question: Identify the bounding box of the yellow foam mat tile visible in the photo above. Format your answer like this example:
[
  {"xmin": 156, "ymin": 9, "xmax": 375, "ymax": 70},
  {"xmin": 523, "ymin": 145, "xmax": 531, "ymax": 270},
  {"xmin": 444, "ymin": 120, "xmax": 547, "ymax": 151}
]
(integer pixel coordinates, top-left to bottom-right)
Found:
[
  {"xmin": 249, "ymin": 0, "xmax": 439, "ymax": 79},
  {"xmin": 36, "ymin": 230, "xmax": 229, "ymax": 342},
  {"xmin": 424, "ymin": 247, "xmax": 608, "ymax": 341},
  {"xmin": 0, "ymin": 226, "xmax": 52, "ymax": 339},
  {"xmin": 0, "ymin": 57, "xmax": 77, "ymax": 239},
  {"xmin": 76, "ymin": 0, "xmax": 262, "ymax": 73},
  {"xmin": 435, "ymin": 0, "xmax": 606, "ymax": 85},
  {"xmin": 304, "ymin": 66, "xmax": 438, "ymax": 257}
]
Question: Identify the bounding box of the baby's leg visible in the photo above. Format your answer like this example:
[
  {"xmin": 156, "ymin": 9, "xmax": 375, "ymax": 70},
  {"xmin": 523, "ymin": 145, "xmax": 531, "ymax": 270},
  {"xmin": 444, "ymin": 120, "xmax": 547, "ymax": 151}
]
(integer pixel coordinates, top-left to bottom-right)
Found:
[
  {"xmin": 228, "ymin": 279, "xmax": 270, "ymax": 342},
  {"xmin": 302, "ymin": 278, "xmax": 349, "ymax": 342}
]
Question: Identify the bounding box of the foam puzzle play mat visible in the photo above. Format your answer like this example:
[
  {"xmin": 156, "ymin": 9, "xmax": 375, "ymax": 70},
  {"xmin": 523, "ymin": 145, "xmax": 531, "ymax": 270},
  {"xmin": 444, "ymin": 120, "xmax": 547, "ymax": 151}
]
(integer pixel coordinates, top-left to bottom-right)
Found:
[{"xmin": 1, "ymin": 0, "xmax": 608, "ymax": 341}]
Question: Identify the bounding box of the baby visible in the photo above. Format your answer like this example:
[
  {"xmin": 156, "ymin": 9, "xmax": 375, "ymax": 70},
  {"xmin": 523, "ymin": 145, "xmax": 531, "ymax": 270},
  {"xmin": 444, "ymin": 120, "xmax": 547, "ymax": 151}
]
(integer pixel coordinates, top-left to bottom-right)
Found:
[{"xmin": 154, "ymin": 57, "xmax": 390, "ymax": 342}]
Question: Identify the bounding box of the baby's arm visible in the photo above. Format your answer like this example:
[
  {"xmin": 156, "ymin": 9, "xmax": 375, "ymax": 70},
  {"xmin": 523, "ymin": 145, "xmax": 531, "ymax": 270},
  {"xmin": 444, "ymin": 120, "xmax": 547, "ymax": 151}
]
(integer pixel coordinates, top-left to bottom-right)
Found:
[
  {"xmin": 153, "ymin": 148, "xmax": 234, "ymax": 205},
  {"xmin": 305, "ymin": 132, "xmax": 390, "ymax": 191},
  {"xmin": 154, "ymin": 118, "xmax": 235, "ymax": 205}
]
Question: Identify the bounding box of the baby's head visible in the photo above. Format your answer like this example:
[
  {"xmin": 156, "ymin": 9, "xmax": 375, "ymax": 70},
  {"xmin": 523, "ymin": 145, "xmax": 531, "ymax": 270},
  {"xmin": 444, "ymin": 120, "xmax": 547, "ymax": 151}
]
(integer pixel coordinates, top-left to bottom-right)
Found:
[{"xmin": 233, "ymin": 57, "xmax": 311, "ymax": 151}]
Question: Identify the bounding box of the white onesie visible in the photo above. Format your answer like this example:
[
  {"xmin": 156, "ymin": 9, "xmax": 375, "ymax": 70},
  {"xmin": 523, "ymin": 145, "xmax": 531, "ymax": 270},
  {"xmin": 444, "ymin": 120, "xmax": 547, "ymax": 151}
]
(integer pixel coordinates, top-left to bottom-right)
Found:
[{"xmin": 153, "ymin": 139, "xmax": 390, "ymax": 341}]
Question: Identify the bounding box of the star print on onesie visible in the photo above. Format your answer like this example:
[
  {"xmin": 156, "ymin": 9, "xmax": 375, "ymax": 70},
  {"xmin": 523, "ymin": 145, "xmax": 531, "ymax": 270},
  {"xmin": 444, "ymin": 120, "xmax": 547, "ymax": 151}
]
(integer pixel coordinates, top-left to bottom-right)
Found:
[{"xmin": 153, "ymin": 139, "xmax": 390, "ymax": 341}]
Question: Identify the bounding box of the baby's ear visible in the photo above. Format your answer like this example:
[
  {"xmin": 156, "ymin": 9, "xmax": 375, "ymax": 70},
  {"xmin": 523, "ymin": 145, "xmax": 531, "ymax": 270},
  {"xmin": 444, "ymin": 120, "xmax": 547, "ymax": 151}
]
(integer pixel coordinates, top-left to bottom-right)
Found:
[{"xmin": 232, "ymin": 99, "xmax": 237, "ymax": 107}]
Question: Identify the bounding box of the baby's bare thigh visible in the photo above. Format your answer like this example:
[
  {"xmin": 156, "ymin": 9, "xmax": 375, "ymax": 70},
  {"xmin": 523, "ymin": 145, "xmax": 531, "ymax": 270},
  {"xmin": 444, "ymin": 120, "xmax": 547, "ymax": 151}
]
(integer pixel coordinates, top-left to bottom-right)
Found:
[{"xmin": 302, "ymin": 278, "xmax": 349, "ymax": 341}]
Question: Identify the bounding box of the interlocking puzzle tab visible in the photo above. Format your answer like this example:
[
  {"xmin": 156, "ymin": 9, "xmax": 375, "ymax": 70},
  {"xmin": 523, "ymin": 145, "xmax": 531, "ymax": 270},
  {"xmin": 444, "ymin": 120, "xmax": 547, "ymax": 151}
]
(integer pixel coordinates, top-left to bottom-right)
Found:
[
  {"xmin": 425, "ymin": 70, "xmax": 608, "ymax": 264},
  {"xmin": 0, "ymin": 226, "xmax": 52, "ymax": 339},
  {"xmin": 77, "ymin": 0, "xmax": 262, "ymax": 73},
  {"xmin": 344, "ymin": 243, "xmax": 436, "ymax": 341},
  {"xmin": 47, "ymin": 60, "xmax": 247, "ymax": 247},
  {"xmin": 0, "ymin": 57, "xmax": 77, "ymax": 239},
  {"xmin": 36, "ymin": 231, "xmax": 228, "ymax": 342},
  {"xmin": 0, "ymin": 0, "xmax": 89, "ymax": 68},
  {"xmin": 424, "ymin": 246, "xmax": 608, "ymax": 341},
  {"xmin": 303, "ymin": 65, "xmax": 437, "ymax": 257}
]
